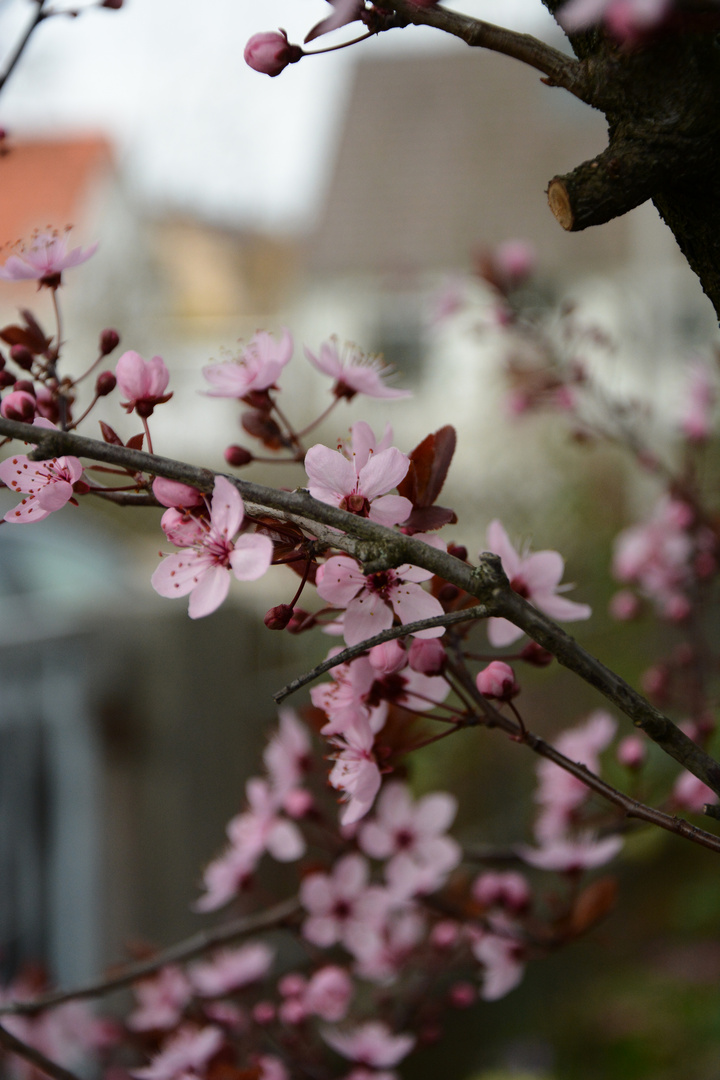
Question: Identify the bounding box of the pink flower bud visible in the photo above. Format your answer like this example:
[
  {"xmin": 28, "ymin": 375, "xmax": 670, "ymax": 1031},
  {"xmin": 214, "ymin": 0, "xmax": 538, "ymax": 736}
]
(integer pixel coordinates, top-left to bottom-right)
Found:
[
  {"xmin": 284, "ymin": 788, "xmax": 314, "ymax": 819},
  {"xmin": 476, "ymin": 661, "xmax": 518, "ymax": 701},
  {"xmin": 278, "ymin": 973, "xmax": 307, "ymax": 998},
  {"xmin": 244, "ymin": 30, "xmax": 303, "ymax": 77},
  {"xmin": 9, "ymin": 344, "xmax": 34, "ymax": 371},
  {"xmin": 95, "ymin": 370, "xmax": 116, "ymax": 396},
  {"xmin": 1, "ymin": 389, "xmax": 36, "ymax": 422},
  {"xmin": 99, "ymin": 328, "xmax": 120, "ymax": 355},
  {"xmin": 252, "ymin": 1002, "xmax": 276, "ymax": 1025},
  {"xmin": 13, "ymin": 379, "xmax": 34, "ymax": 395},
  {"xmin": 152, "ymin": 477, "xmax": 204, "ymax": 508},
  {"xmin": 617, "ymin": 735, "xmax": 645, "ymax": 770},
  {"xmin": 430, "ymin": 920, "xmax": 460, "ymax": 949},
  {"xmin": 369, "ymin": 639, "xmax": 406, "ymax": 675},
  {"xmin": 224, "ymin": 444, "xmax": 253, "ymax": 467},
  {"xmin": 408, "ymin": 637, "xmax": 445, "ymax": 675}
]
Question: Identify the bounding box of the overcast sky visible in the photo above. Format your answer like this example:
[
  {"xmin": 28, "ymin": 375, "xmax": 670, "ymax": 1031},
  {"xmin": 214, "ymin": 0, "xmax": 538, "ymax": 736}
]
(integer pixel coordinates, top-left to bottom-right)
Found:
[{"xmin": 0, "ymin": 0, "xmax": 558, "ymax": 229}]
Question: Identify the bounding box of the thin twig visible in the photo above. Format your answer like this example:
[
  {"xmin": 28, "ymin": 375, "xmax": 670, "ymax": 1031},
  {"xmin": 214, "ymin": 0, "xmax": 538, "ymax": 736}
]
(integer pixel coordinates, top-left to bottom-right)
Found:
[
  {"xmin": 0, "ymin": 897, "xmax": 301, "ymax": 1017},
  {"xmin": 0, "ymin": 2, "xmax": 47, "ymax": 94},
  {"xmin": 274, "ymin": 604, "xmax": 490, "ymax": 702},
  {"xmin": 0, "ymin": 1022, "xmax": 82, "ymax": 1080}
]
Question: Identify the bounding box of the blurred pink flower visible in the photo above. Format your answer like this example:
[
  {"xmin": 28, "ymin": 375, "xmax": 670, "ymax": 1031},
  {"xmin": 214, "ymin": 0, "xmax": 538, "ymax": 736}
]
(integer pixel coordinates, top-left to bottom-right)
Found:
[
  {"xmin": 680, "ymin": 359, "xmax": 716, "ymax": 443},
  {"xmin": 484, "ymin": 519, "xmax": 591, "ymax": 647},
  {"xmin": 520, "ymin": 832, "xmax": 623, "ymax": 872},
  {"xmin": 190, "ymin": 942, "xmax": 275, "ymax": 996},
  {"xmin": 127, "ymin": 967, "xmax": 192, "ymax": 1032},
  {"xmin": 300, "ymin": 854, "xmax": 388, "ymax": 949},
  {"xmin": 328, "ymin": 721, "xmax": 384, "ymax": 825},
  {"xmin": 321, "ymin": 1021, "xmax": 415, "ymax": 1069},
  {"xmin": 559, "ymin": 0, "xmax": 670, "ymax": 40},
  {"xmin": 152, "ymin": 475, "xmax": 273, "ymax": 619},
  {"xmin": 672, "ymin": 770, "xmax": 719, "ymax": 813},
  {"xmin": 132, "ymin": 1025, "xmax": 223, "ymax": 1080},
  {"xmin": 303, "ymin": 966, "xmax": 354, "ymax": 1022},
  {"xmin": 0, "ymin": 230, "xmax": 97, "ymax": 285},
  {"xmin": 471, "ymin": 929, "xmax": 525, "ymax": 1001},
  {"xmin": 358, "ymin": 782, "xmax": 461, "ymax": 878},
  {"xmin": 472, "ymin": 871, "xmax": 531, "ymax": 913},
  {"xmin": 306, "ymin": 338, "xmax": 411, "ymax": 400},
  {"xmin": 203, "ymin": 330, "xmax": 292, "ymax": 397}
]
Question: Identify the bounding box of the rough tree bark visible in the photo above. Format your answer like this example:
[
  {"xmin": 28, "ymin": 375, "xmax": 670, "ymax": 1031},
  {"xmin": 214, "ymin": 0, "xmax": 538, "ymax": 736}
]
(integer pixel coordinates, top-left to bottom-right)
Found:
[{"xmin": 540, "ymin": 0, "xmax": 720, "ymax": 320}]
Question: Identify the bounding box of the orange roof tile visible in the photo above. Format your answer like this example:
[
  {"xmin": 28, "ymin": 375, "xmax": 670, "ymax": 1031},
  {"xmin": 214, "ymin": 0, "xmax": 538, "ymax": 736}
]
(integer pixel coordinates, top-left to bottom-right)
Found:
[{"xmin": 0, "ymin": 135, "xmax": 114, "ymax": 251}]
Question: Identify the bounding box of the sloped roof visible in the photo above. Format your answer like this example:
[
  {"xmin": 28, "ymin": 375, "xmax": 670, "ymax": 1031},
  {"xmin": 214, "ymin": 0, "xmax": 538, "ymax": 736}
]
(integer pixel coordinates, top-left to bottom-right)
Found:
[
  {"xmin": 310, "ymin": 49, "xmax": 632, "ymax": 277},
  {"xmin": 0, "ymin": 136, "xmax": 114, "ymax": 248}
]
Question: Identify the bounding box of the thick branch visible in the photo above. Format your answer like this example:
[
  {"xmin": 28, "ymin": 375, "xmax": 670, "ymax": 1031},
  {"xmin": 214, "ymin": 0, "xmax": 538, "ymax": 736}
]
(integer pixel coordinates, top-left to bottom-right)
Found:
[
  {"xmin": 386, "ymin": 0, "xmax": 590, "ymax": 99},
  {"xmin": 0, "ymin": 897, "xmax": 300, "ymax": 1016},
  {"xmin": 2, "ymin": 418, "xmax": 719, "ymax": 802},
  {"xmin": 548, "ymin": 141, "xmax": 662, "ymax": 231}
]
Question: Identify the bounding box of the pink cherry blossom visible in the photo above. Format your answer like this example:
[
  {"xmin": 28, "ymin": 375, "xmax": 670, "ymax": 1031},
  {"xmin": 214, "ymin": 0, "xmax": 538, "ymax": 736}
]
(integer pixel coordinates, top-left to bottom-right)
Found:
[
  {"xmin": 471, "ymin": 930, "xmax": 526, "ymax": 1001},
  {"xmin": 617, "ymin": 735, "xmax": 646, "ymax": 769},
  {"xmin": 116, "ymin": 351, "xmax": 172, "ymax": 416},
  {"xmin": 190, "ymin": 942, "xmax": 275, "ymax": 996},
  {"xmin": 534, "ymin": 710, "xmax": 617, "ymax": 842},
  {"xmin": 359, "ymin": 782, "xmax": 461, "ymax": 879},
  {"xmin": 203, "ymin": 330, "xmax": 293, "ymax": 398},
  {"xmin": 484, "ymin": 519, "xmax": 591, "ymax": 647},
  {"xmin": 311, "ymin": 652, "xmax": 387, "ymax": 737},
  {"xmin": 472, "ymin": 871, "xmax": 531, "ymax": 913},
  {"xmin": 672, "ymin": 770, "xmax": 719, "ymax": 813},
  {"xmin": 316, "ymin": 554, "xmax": 444, "ymax": 647},
  {"xmin": 328, "ymin": 721, "xmax": 384, "ymax": 825},
  {"xmin": 244, "ymin": 31, "xmax": 303, "ymax": 76},
  {"xmin": 127, "ymin": 967, "xmax": 192, "ymax": 1032},
  {"xmin": 300, "ymin": 854, "xmax": 389, "ymax": 952},
  {"xmin": 351, "ymin": 906, "xmax": 426, "ymax": 982},
  {"xmin": 305, "ymin": 0, "xmax": 364, "ymax": 42},
  {"xmin": 263, "ymin": 708, "xmax": 313, "ymax": 803},
  {"xmin": 0, "ymin": 230, "xmax": 97, "ymax": 285},
  {"xmin": 612, "ymin": 497, "xmax": 700, "ymax": 618},
  {"xmin": 132, "ymin": 1025, "xmax": 224, "ymax": 1080},
  {"xmin": 520, "ymin": 832, "xmax": 623, "ymax": 872},
  {"xmin": 320, "ymin": 1021, "xmax": 415, "ymax": 1069},
  {"xmin": 305, "ymin": 339, "xmax": 411, "ymax": 400},
  {"xmin": 0, "ymin": 419, "xmax": 83, "ymax": 523},
  {"xmin": 303, "ymin": 966, "xmax": 354, "ymax": 1022},
  {"xmin": 152, "ymin": 475, "xmax": 273, "ymax": 619},
  {"xmin": 305, "ymin": 424, "xmax": 411, "ymax": 527}
]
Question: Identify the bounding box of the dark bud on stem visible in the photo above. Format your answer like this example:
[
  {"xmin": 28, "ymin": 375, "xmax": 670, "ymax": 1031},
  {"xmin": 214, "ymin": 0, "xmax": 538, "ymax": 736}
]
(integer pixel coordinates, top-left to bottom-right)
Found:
[
  {"xmin": 0, "ymin": 371, "xmax": 15, "ymax": 388},
  {"xmin": 95, "ymin": 370, "xmax": 117, "ymax": 396},
  {"xmin": 224, "ymin": 444, "xmax": 253, "ymax": 467},
  {"xmin": 13, "ymin": 379, "xmax": 35, "ymax": 396},
  {"xmin": 242, "ymin": 409, "xmax": 286, "ymax": 450},
  {"xmin": 102, "ymin": 0, "xmax": 124, "ymax": 7},
  {"xmin": 519, "ymin": 641, "xmax": 554, "ymax": 667},
  {"xmin": 10, "ymin": 344, "xmax": 34, "ymax": 371},
  {"xmin": 99, "ymin": 328, "xmax": 120, "ymax": 355},
  {"xmin": 264, "ymin": 604, "xmax": 294, "ymax": 630},
  {"xmin": 447, "ymin": 543, "xmax": 468, "ymax": 562}
]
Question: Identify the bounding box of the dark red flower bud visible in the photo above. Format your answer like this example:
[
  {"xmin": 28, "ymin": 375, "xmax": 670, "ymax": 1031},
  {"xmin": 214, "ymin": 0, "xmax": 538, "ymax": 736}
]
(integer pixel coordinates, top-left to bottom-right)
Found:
[
  {"xmin": 447, "ymin": 543, "xmax": 468, "ymax": 562},
  {"xmin": 241, "ymin": 409, "xmax": 286, "ymax": 450},
  {"xmin": 519, "ymin": 641, "xmax": 554, "ymax": 667},
  {"xmin": 264, "ymin": 604, "xmax": 294, "ymax": 630},
  {"xmin": 95, "ymin": 371, "xmax": 117, "ymax": 396},
  {"xmin": 1, "ymin": 390, "xmax": 36, "ymax": 422},
  {"xmin": 438, "ymin": 583, "xmax": 459, "ymax": 603},
  {"xmin": 102, "ymin": 0, "xmax": 123, "ymax": 8},
  {"xmin": 13, "ymin": 379, "xmax": 35, "ymax": 396},
  {"xmin": 286, "ymin": 608, "xmax": 316, "ymax": 634},
  {"xmin": 224, "ymin": 444, "xmax": 253, "ymax": 467},
  {"xmin": 10, "ymin": 344, "xmax": 34, "ymax": 371},
  {"xmin": 244, "ymin": 30, "xmax": 303, "ymax": 78},
  {"xmin": 0, "ymin": 370, "xmax": 15, "ymax": 388},
  {"xmin": 99, "ymin": 328, "xmax": 120, "ymax": 355}
]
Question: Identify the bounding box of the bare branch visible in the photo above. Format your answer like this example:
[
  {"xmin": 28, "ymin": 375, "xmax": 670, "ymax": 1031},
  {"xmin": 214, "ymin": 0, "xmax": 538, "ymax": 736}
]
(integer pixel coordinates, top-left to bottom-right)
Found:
[
  {"xmin": 0, "ymin": 1023, "xmax": 82, "ymax": 1080},
  {"xmin": 274, "ymin": 603, "xmax": 490, "ymax": 702},
  {"xmin": 0, "ymin": 897, "xmax": 301, "ymax": 1017},
  {"xmin": 383, "ymin": 0, "xmax": 591, "ymax": 101}
]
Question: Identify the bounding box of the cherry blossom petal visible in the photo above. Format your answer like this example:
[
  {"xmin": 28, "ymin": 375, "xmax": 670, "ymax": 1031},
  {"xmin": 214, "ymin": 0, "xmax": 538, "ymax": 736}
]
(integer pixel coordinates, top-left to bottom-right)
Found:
[
  {"xmin": 306, "ymin": 445, "xmax": 358, "ymax": 502},
  {"xmin": 486, "ymin": 520, "xmax": 522, "ymax": 579},
  {"xmin": 188, "ymin": 564, "xmax": 231, "ymax": 619},
  {"xmin": 316, "ymin": 556, "xmax": 366, "ymax": 608},
  {"xmin": 151, "ymin": 550, "xmax": 209, "ymax": 598},
  {"xmin": 367, "ymin": 494, "xmax": 412, "ymax": 527},
  {"xmin": 357, "ymin": 448, "xmax": 409, "ymax": 502},
  {"xmin": 229, "ymin": 533, "xmax": 274, "ymax": 580},
  {"xmin": 344, "ymin": 592, "xmax": 394, "ymax": 646},
  {"xmin": 486, "ymin": 616, "xmax": 524, "ymax": 648},
  {"xmin": 210, "ymin": 476, "xmax": 245, "ymax": 538},
  {"xmin": 35, "ymin": 479, "xmax": 74, "ymax": 511}
]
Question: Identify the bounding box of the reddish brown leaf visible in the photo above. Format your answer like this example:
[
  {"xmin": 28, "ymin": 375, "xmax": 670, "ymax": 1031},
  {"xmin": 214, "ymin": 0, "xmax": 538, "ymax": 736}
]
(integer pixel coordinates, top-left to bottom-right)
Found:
[
  {"xmin": 99, "ymin": 421, "xmax": 124, "ymax": 446},
  {"xmin": 398, "ymin": 425, "xmax": 456, "ymax": 508},
  {"xmin": 126, "ymin": 433, "xmax": 145, "ymax": 451},
  {"xmin": 569, "ymin": 875, "xmax": 618, "ymax": 936}
]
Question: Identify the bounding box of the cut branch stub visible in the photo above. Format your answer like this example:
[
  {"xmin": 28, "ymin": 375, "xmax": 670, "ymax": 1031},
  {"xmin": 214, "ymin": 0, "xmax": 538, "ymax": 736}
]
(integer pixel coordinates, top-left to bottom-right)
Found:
[{"xmin": 547, "ymin": 143, "xmax": 662, "ymax": 232}]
